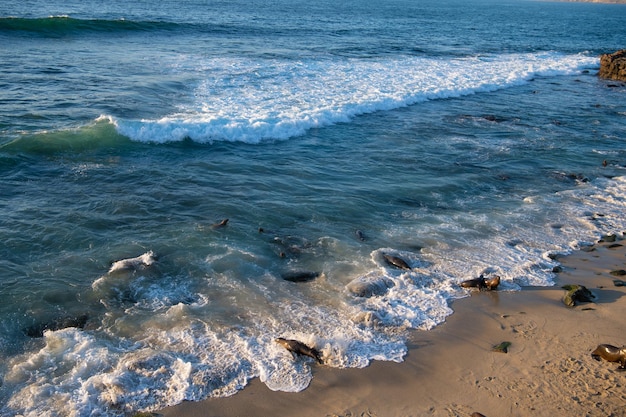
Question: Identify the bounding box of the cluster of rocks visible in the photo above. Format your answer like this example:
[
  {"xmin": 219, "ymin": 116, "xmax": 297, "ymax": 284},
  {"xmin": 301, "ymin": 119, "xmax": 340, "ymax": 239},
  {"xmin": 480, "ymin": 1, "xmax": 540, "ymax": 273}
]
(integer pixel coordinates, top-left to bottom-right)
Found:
[{"xmin": 599, "ymin": 49, "xmax": 626, "ymax": 82}]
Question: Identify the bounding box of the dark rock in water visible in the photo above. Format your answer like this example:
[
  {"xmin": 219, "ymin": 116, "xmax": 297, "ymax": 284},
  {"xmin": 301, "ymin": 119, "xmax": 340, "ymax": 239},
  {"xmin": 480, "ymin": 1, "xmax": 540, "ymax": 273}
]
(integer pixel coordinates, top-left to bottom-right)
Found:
[
  {"xmin": 346, "ymin": 274, "xmax": 394, "ymax": 298},
  {"xmin": 382, "ymin": 253, "xmax": 411, "ymax": 270},
  {"xmin": 268, "ymin": 234, "xmax": 311, "ymax": 259},
  {"xmin": 483, "ymin": 114, "xmax": 506, "ymax": 123},
  {"xmin": 355, "ymin": 229, "xmax": 366, "ymax": 241},
  {"xmin": 281, "ymin": 271, "xmax": 321, "ymax": 282},
  {"xmin": 562, "ymin": 284, "xmax": 595, "ymax": 307},
  {"xmin": 24, "ymin": 314, "xmax": 89, "ymax": 338},
  {"xmin": 599, "ymin": 50, "xmax": 626, "ymax": 82},
  {"xmin": 610, "ymin": 269, "xmax": 626, "ymax": 276}
]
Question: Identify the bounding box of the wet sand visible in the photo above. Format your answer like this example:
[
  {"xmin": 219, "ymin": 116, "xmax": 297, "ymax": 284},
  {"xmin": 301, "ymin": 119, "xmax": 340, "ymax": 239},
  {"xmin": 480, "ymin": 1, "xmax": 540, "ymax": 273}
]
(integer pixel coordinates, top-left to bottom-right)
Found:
[{"xmin": 159, "ymin": 240, "xmax": 626, "ymax": 417}]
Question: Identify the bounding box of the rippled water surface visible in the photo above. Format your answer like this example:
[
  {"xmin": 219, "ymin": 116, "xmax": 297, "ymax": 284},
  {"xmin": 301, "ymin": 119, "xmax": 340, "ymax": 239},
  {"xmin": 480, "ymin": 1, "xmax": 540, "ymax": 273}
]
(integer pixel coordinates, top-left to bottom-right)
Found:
[{"xmin": 1, "ymin": 0, "xmax": 626, "ymax": 415}]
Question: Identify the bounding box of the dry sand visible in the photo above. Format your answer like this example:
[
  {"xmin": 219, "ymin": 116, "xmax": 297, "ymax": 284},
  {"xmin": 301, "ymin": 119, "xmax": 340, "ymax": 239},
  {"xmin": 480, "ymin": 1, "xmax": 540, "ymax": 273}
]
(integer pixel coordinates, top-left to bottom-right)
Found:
[{"xmin": 159, "ymin": 241, "xmax": 626, "ymax": 417}]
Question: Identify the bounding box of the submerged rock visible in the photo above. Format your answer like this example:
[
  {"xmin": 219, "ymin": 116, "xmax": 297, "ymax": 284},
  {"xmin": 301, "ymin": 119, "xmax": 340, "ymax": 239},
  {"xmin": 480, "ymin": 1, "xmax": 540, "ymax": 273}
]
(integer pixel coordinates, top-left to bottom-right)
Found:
[
  {"xmin": 24, "ymin": 314, "xmax": 89, "ymax": 338},
  {"xmin": 599, "ymin": 49, "xmax": 626, "ymax": 82},
  {"xmin": 346, "ymin": 274, "xmax": 394, "ymax": 298}
]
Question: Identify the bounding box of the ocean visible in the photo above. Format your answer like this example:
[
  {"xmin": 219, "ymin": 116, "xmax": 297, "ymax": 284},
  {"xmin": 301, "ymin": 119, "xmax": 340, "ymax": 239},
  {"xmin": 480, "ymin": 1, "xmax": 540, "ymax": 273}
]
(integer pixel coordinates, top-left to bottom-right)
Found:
[{"xmin": 1, "ymin": 0, "xmax": 625, "ymax": 415}]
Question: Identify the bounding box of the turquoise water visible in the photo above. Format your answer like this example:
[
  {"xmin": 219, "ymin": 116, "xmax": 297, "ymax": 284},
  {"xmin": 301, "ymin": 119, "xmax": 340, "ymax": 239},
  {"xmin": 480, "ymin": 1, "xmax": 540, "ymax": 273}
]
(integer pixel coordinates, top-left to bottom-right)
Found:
[{"xmin": 1, "ymin": 0, "xmax": 626, "ymax": 415}]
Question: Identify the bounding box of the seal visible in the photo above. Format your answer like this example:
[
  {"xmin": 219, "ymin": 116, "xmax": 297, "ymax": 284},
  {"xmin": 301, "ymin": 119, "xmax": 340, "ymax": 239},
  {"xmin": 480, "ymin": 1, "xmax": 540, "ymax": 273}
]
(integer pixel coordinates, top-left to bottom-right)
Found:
[
  {"xmin": 211, "ymin": 218, "xmax": 229, "ymax": 229},
  {"xmin": 460, "ymin": 274, "xmax": 500, "ymax": 291},
  {"xmin": 281, "ymin": 271, "xmax": 321, "ymax": 282},
  {"xmin": 483, "ymin": 275, "xmax": 500, "ymax": 290},
  {"xmin": 275, "ymin": 338, "xmax": 323, "ymax": 364},
  {"xmin": 382, "ymin": 253, "xmax": 411, "ymax": 270},
  {"xmin": 591, "ymin": 344, "xmax": 626, "ymax": 370}
]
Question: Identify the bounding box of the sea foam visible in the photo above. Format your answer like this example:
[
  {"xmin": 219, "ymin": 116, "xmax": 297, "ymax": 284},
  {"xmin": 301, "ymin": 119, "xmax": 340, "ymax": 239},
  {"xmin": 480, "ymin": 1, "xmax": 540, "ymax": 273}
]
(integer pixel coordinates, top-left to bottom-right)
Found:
[
  {"xmin": 109, "ymin": 52, "xmax": 599, "ymax": 144},
  {"xmin": 103, "ymin": 53, "xmax": 598, "ymax": 144}
]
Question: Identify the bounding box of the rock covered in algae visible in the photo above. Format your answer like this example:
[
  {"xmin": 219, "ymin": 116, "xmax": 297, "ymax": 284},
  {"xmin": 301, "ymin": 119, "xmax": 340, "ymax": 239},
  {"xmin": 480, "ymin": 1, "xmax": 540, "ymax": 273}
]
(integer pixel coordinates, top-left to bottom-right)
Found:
[
  {"xmin": 562, "ymin": 284, "xmax": 595, "ymax": 307},
  {"xmin": 492, "ymin": 341, "xmax": 512, "ymax": 353}
]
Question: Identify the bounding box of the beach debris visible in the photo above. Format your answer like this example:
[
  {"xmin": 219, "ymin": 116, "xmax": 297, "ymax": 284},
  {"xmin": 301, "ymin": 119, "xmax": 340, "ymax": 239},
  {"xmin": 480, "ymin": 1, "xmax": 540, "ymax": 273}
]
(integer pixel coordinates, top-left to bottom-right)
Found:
[
  {"xmin": 211, "ymin": 218, "xmax": 229, "ymax": 229},
  {"xmin": 24, "ymin": 314, "xmax": 89, "ymax": 338},
  {"xmin": 561, "ymin": 284, "xmax": 595, "ymax": 307},
  {"xmin": 590, "ymin": 344, "xmax": 626, "ymax": 370},
  {"xmin": 609, "ymin": 269, "xmax": 626, "ymax": 277},
  {"xmin": 382, "ymin": 253, "xmax": 411, "ymax": 270},
  {"xmin": 613, "ymin": 279, "xmax": 626, "ymax": 287},
  {"xmin": 108, "ymin": 250, "xmax": 157, "ymax": 274},
  {"xmin": 492, "ymin": 341, "xmax": 511, "ymax": 354},
  {"xmin": 275, "ymin": 337, "xmax": 323, "ymax": 364},
  {"xmin": 281, "ymin": 270, "xmax": 322, "ymax": 283},
  {"xmin": 460, "ymin": 275, "xmax": 501, "ymax": 291},
  {"xmin": 346, "ymin": 273, "xmax": 394, "ymax": 298}
]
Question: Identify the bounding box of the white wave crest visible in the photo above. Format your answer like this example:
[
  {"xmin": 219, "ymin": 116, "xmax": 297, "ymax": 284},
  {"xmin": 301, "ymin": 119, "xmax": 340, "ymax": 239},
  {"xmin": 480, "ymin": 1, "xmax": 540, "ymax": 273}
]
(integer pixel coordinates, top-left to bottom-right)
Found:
[{"xmin": 108, "ymin": 52, "xmax": 598, "ymax": 144}]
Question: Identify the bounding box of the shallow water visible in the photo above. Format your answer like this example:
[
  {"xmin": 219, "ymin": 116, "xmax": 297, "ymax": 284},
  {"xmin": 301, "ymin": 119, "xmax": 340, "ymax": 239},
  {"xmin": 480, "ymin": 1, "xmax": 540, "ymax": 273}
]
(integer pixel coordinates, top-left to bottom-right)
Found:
[{"xmin": 1, "ymin": 0, "xmax": 626, "ymax": 415}]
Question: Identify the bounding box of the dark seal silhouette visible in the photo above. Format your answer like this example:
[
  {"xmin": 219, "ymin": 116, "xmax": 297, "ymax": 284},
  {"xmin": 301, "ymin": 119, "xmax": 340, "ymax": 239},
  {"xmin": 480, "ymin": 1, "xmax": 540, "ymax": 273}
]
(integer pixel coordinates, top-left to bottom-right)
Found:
[
  {"xmin": 382, "ymin": 253, "xmax": 411, "ymax": 270},
  {"xmin": 275, "ymin": 337, "xmax": 323, "ymax": 363},
  {"xmin": 460, "ymin": 275, "xmax": 500, "ymax": 291}
]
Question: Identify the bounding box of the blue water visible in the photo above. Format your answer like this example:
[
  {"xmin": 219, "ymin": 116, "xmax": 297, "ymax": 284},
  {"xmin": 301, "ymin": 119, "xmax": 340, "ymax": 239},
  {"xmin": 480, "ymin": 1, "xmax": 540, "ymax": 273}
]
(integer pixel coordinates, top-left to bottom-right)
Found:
[{"xmin": 1, "ymin": 0, "xmax": 626, "ymax": 415}]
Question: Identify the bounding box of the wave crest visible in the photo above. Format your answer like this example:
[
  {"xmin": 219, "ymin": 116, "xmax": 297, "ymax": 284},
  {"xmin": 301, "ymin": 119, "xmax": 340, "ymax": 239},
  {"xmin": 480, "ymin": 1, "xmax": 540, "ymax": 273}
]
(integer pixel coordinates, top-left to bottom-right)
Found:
[
  {"xmin": 0, "ymin": 16, "xmax": 180, "ymax": 37},
  {"xmin": 110, "ymin": 52, "xmax": 599, "ymax": 144}
]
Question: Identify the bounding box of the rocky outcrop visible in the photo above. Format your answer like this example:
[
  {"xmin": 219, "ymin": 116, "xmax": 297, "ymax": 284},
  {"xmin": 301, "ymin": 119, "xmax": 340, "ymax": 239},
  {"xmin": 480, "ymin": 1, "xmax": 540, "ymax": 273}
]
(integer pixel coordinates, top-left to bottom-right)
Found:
[{"xmin": 599, "ymin": 50, "xmax": 626, "ymax": 81}]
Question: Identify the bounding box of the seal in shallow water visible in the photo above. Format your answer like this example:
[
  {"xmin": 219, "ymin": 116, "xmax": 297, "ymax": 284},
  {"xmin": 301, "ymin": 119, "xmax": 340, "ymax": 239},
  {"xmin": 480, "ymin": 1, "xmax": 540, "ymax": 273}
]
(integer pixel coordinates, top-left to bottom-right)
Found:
[
  {"xmin": 275, "ymin": 338, "xmax": 323, "ymax": 363},
  {"xmin": 591, "ymin": 344, "xmax": 626, "ymax": 370},
  {"xmin": 281, "ymin": 271, "xmax": 321, "ymax": 282},
  {"xmin": 382, "ymin": 253, "xmax": 411, "ymax": 270},
  {"xmin": 460, "ymin": 274, "xmax": 500, "ymax": 291},
  {"xmin": 211, "ymin": 218, "xmax": 229, "ymax": 229}
]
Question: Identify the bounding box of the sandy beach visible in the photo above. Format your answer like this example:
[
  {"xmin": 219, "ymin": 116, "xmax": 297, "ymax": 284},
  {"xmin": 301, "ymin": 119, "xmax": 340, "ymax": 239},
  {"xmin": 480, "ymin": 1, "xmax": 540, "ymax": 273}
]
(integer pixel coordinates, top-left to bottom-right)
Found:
[{"xmin": 159, "ymin": 239, "xmax": 626, "ymax": 417}]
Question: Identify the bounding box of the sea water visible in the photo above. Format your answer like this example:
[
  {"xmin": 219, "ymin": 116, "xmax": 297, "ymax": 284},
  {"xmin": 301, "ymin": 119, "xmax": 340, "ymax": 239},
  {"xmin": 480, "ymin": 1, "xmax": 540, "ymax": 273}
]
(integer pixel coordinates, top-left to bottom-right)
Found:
[{"xmin": 1, "ymin": 0, "xmax": 626, "ymax": 415}]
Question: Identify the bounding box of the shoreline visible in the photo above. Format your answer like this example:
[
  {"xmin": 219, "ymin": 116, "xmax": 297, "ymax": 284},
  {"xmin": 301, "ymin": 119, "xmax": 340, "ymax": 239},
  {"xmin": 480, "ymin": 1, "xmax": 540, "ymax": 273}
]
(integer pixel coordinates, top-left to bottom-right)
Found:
[{"xmin": 159, "ymin": 241, "xmax": 626, "ymax": 417}]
